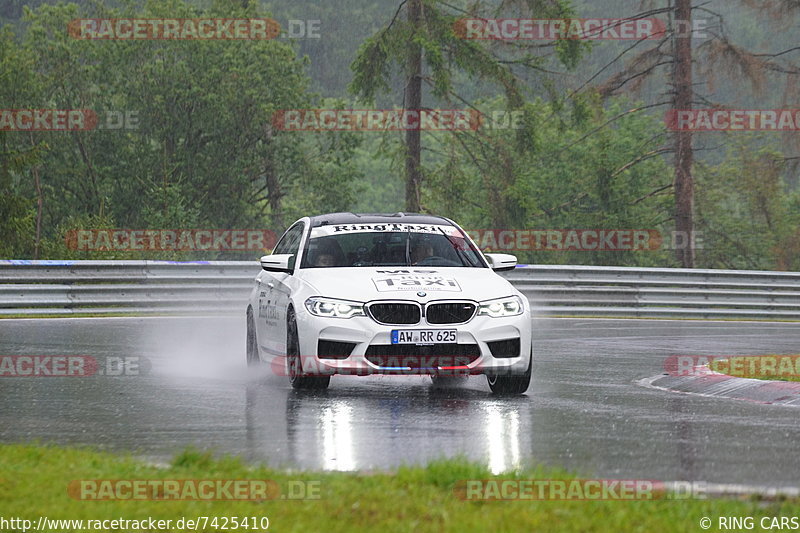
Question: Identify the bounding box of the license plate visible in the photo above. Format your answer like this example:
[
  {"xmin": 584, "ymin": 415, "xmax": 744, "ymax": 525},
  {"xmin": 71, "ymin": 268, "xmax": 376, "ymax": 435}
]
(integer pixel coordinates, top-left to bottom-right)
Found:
[{"xmin": 391, "ymin": 329, "xmax": 457, "ymax": 345}]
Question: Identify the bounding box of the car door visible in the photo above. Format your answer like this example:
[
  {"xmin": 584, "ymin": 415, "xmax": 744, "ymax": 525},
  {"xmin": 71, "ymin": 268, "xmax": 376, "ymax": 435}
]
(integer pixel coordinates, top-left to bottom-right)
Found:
[
  {"xmin": 263, "ymin": 222, "xmax": 305, "ymax": 354},
  {"xmin": 256, "ymin": 222, "xmax": 303, "ymax": 355}
]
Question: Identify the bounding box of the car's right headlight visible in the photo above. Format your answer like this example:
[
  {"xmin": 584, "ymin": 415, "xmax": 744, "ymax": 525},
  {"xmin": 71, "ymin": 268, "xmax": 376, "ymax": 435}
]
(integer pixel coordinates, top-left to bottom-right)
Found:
[
  {"xmin": 478, "ymin": 295, "xmax": 524, "ymax": 318},
  {"xmin": 304, "ymin": 297, "xmax": 366, "ymax": 319}
]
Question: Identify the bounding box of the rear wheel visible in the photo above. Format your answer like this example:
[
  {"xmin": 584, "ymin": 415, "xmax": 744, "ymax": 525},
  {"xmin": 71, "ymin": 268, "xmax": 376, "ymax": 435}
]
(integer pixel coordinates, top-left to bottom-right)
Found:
[
  {"xmin": 246, "ymin": 309, "xmax": 260, "ymax": 367},
  {"xmin": 487, "ymin": 351, "xmax": 532, "ymax": 395},
  {"xmin": 287, "ymin": 307, "xmax": 330, "ymax": 390}
]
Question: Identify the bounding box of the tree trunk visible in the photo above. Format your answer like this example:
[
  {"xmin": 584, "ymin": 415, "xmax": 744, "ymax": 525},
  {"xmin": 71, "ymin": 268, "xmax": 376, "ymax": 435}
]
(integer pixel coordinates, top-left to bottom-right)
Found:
[
  {"xmin": 404, "ymin": 0, "xmax": 422, "ymax": 212},
  {"xmin": 673, "ymin": 0, "xmax": 694, "ymax": 267},
  {"xmin": 263, "ymin": 124, "xmax": 283, "ymax": 229},
  {"xmin": 30, "ymin": 134, "xmax": 43, "ymax": 260}
]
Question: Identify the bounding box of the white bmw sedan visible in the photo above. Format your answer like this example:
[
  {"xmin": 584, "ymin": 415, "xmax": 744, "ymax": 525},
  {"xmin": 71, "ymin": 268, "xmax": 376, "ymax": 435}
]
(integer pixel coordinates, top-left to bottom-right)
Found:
[{"xmin": 246, "ymin": 213, "xmax": 532, "ymax": 394}]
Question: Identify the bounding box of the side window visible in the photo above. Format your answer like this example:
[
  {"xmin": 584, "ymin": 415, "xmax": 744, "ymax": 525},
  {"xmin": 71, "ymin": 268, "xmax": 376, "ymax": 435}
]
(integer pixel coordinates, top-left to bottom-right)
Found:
[{"xmin": 272, "ymin": 223, "xmax": 305, "ymax": 268}]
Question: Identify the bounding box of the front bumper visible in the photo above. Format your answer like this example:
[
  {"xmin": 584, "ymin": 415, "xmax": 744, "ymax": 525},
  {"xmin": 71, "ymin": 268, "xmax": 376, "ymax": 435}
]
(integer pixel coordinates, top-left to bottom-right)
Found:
[{"xmin": 294, "ymin": 307, "xmax": 532, "ymax": 376}]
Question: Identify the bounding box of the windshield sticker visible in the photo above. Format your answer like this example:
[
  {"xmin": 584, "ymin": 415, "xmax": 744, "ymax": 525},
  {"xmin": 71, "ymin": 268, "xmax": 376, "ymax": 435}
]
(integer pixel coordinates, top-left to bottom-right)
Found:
[
  {"xmin": 372, "ymin": 274, "xmax": 462, "ymax": 292},
  {"xmin": 311, "ymin": 223, "xmax": 460, "ymax": 238}
]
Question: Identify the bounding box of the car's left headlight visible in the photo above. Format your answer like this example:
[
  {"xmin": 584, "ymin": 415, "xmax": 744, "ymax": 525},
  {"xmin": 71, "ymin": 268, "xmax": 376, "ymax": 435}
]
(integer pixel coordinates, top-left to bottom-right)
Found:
[
  {"xmin": 478, "ymin": 295, "xmax": 524, "ymax": 318},
  {"xmin": 305, "ymin": 297, "xmax": 366, "ymax": 319}
]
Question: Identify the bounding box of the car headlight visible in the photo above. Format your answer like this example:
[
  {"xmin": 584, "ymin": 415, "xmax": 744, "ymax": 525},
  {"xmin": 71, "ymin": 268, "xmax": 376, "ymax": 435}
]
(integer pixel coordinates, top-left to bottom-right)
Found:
[
  {"xmin": 304, "ymin": 297, "xmax": 365, "ymax": 319},
  {"xmin": 478, "ymin": 295, "xmax": 524, "ymax": 318}
]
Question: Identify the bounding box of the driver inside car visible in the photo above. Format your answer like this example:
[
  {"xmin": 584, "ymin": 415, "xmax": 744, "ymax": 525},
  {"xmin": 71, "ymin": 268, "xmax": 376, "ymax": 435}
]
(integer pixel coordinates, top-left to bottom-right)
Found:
[
  {"xmin": 313, "ymin": 253, "xmax": 336, "ymax": 267},
  {"xmin": 306, "ymin": 237, "xmax": 346, "ymax": 267},
  {"xmin": 410, "ymin": 242, "xmax": 434, "ymax": 265}
]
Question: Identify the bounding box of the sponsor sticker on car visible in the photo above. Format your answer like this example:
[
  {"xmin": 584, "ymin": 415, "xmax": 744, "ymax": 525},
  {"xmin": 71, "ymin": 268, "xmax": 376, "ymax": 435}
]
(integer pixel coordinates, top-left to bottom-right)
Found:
[
  {"xmin": 372, "ymin": 274, "xmax": 462, "ymax": 292},
  {"xmin": 310, "ymin": 223, "xmax": 461, "ymax": 238}
]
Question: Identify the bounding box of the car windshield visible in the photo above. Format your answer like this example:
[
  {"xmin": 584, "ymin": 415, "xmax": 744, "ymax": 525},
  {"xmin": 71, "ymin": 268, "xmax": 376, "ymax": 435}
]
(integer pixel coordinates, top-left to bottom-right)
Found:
[{"xmin": 300, "ymin": 223, "xmax": 485, "ymax": 268}]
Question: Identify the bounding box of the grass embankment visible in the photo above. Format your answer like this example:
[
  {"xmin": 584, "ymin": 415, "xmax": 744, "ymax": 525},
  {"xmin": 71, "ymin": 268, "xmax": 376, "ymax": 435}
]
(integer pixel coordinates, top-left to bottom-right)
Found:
[{"xmin": 1, "ymin": 444, "xmax": 799, "ymax": 532}]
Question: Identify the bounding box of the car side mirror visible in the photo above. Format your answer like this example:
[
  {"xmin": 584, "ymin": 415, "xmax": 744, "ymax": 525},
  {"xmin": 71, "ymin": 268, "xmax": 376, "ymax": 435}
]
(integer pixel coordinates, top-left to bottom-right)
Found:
[
  {"xmin": 260, "ymin": 254, "xmax": 294, "ymax": 273},
  {"xmin": 485, "ymin": 253, "xmax": 517, "ymax": 272}
]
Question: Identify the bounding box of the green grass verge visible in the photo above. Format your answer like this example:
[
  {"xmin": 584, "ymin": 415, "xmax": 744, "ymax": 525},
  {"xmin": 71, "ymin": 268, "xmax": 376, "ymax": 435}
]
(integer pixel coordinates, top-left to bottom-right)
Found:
[{"xmin": 1, "ymin": 444, "xmax": 799, "ymax": 532}]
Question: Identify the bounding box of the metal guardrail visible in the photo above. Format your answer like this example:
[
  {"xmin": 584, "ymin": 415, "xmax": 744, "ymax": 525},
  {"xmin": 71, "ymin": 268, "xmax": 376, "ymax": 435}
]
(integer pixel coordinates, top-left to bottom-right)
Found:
[{"xmin": 1, "ymin": 260, "xmax": 799, "ymax": 319}]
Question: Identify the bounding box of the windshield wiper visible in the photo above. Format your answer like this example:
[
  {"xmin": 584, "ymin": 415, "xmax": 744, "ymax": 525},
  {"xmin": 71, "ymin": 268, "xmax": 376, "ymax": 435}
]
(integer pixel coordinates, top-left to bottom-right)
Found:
[
  {"xmin": 437, "ymin": 227, "xmax": 477, "ymax": 267},
  {"xmin": 404, "ymin": 230, "xmax": 412, "ymax": 266}
]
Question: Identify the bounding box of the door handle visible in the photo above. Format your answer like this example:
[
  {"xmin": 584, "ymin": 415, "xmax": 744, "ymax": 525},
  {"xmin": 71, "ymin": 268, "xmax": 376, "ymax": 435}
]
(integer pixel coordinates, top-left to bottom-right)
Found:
[{"xmin": 267, "ymin": 282, "xmax": 275, "ymax": 289}]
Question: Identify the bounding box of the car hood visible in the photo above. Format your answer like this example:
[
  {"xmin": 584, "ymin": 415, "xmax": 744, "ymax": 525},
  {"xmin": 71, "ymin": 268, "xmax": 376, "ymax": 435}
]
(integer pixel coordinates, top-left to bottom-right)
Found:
[{"xmin": 298, "ymin": 267, "xmax": 518, "ymax": 303}]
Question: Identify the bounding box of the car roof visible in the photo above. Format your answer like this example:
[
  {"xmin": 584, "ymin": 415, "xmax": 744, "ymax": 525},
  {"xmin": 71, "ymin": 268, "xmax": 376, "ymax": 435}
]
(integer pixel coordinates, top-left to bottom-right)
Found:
[{"xmin": 308, "ymin": 212, "xmax": 453, "ymax": 227}]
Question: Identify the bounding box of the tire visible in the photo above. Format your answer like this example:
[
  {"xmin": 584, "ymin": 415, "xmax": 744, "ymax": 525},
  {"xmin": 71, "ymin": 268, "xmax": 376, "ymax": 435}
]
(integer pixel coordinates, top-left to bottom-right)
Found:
[
  {"xmin": 246, "ymin": 308, "xmax": 260, "ymax": 367},
  {"xmin": 287, "ymin": 307, "xmax": 330, "ymax": 390},
  {"xmin": 486, "ymin": 350, "xmax": 532, "ymax": 395}
]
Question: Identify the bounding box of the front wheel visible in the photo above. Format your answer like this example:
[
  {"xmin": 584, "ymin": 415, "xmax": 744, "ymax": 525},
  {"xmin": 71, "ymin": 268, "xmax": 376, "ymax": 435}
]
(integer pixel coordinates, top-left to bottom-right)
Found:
[
  {"xmin": 287, "ymin": 308, "xmax": 330, "ymax": 390},
  {"xmin": 486, "ymin": 352, "xmax": 532, "ymax": 395}
]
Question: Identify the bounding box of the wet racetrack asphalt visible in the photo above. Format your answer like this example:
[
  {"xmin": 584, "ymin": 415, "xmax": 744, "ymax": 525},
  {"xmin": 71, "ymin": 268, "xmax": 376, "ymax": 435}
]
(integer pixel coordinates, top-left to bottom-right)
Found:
[{"xmin": 1, "ymin": 317, "xmax": 799, "ymax": 488}]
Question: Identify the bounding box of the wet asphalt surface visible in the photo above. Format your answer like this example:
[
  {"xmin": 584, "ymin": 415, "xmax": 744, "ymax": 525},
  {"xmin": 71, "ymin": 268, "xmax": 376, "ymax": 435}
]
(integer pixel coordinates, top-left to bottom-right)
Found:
[{"xmin": 1, "ymin": 317, "xmax": 799, "ymax": 487}]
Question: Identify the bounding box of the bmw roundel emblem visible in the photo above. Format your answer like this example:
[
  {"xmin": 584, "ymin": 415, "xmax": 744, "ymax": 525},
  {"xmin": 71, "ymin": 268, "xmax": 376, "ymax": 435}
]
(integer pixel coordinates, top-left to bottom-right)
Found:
[{"xmin": 417, "ymin": 291, "xmax": 427, "ymax": 297}]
